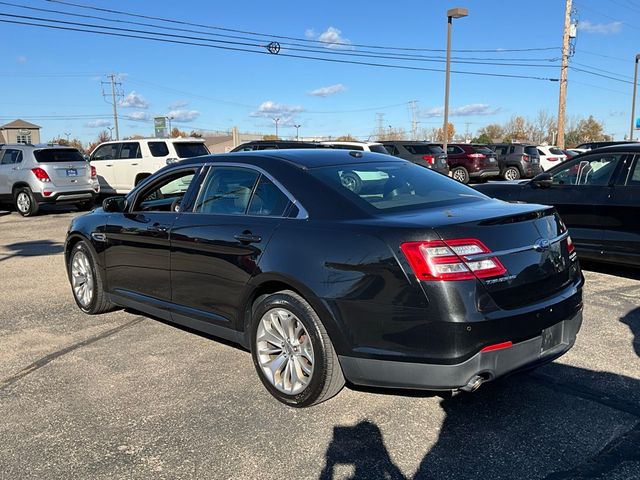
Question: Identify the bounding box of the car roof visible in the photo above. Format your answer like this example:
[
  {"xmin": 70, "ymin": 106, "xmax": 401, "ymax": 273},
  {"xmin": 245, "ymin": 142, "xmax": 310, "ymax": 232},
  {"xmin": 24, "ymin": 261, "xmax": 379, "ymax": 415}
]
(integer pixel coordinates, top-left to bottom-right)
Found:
[
  {"xmin": 320, "ymin": 141, "xmax": 382, "ymax": 146},
  {"xmin": 1, "ymin": 143, "xmax": 79, "ymax": 150},
  {"xmin": 589, "ymin": 142, "xmax": 640, "ymax": 153},
  {"xmin": 181, "ymin": 148, "xmax": 403, "ymax": 169},
  {"xmin": 97, "ymin": 137, "xmax": 205, "ymax": 145}
]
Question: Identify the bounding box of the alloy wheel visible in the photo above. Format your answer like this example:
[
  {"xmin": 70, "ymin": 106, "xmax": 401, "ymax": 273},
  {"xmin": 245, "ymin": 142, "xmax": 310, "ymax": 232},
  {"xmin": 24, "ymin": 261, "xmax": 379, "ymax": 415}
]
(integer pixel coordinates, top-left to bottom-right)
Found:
[
  {"xmin": 256, "ymin": 308, "xmax": 314, "ymax": 395},
  {"xmin": 71, "ymin": 250, "xmax": 94, "ymax": 307},
  {"xmin": 16, "ymin": 192, "xmax": 30, "ymax": 213},
  {"xmin": 504, "ymin": 168, "xmax": 519, "ymax": 181}
]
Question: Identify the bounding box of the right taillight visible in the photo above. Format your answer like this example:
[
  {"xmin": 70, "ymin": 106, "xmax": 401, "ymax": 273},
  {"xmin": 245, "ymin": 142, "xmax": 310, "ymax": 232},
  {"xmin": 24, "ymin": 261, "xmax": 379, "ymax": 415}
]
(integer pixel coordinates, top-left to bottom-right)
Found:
[
  {"xmin": 400, "ymin": 238, "xmax": 506, "ymax": 281},
  {"xmin": 90, "ymin": 165, "xmax": 97, "ymax": 178},
  {"xmin": 567, "ymin": 235, "xmax": 575, "ymax": 254},
  {"xmin": 523, "ymin": 154, "xmax": 530, "ymax": 162},
  {"xmin": 31, "ymin": 167, "xmax": 51, "ymax": 182},
  {"xmin": 422, "ymin": 155, "xmax": 435, "ymax": 165}
]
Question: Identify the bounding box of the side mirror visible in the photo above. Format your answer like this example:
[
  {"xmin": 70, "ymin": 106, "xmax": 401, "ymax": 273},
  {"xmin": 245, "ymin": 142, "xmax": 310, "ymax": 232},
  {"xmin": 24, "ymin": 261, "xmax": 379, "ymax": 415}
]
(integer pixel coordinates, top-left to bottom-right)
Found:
[
  {"xmin": 531, "ymin": 172, "xmax": 553, "ymax": 189},
  {"xmin": 102, "ymin": 196, "xmax": 127, "ymax": 213}
]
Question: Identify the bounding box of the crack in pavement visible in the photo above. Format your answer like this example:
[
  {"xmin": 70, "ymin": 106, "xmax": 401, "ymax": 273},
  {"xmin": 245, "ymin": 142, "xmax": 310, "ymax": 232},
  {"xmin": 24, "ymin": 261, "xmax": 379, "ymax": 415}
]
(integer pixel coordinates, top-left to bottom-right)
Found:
[{"xmin": 0, "ymin": 317, "xmax": 145, "ymax": 392}]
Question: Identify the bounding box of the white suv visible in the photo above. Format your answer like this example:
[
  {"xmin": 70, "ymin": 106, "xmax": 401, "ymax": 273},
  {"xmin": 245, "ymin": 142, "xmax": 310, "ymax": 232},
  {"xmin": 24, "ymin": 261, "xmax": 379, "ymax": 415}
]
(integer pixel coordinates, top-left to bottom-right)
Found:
[
  {"xmin": 90, "ymin": 138, "xmax": 210, "ymax": 194},
  {"xmin": 537, "ymin": 145, "xmax": 567, "ymax": 172},
  {"xmin": 320, "ymin": 141, "xmax": 390, "ymax": 154}
]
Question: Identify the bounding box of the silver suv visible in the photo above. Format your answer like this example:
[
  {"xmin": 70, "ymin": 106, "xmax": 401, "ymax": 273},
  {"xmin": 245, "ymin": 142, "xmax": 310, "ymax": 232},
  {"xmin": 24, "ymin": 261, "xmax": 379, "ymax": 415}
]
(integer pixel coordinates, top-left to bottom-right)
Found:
[{"xmin": 0, "ymin": 144, "xmax": 99, "ymax": 216}]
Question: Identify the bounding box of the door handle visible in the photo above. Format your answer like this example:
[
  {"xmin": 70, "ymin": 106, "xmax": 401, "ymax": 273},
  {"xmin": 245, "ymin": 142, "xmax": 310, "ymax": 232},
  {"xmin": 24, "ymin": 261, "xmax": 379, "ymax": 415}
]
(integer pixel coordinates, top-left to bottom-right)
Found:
[
  {"xmin": 147, "ymin": 224, "xmax": 168, "ymax": 233},
  {"xmin": 105, "ymin": 164, "xmax": 113, "ymax": 167},
  {"xmin": 234, "ymin": 232, "xmax": 261, "ymax": 243},
  {"xmin": 131, "ymin": 163, "xmax": 139, "ymax": 166}
]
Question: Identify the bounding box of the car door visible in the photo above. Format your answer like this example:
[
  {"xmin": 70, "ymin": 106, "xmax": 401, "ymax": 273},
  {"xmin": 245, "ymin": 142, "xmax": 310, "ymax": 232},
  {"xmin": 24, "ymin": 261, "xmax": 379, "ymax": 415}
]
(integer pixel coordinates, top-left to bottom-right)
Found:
[
  {"xmin": 601, "ymin": 153, "xmax": 640, "ymax": 266},
  {"xmin": 0, "ymin": 148, "xmax": 21, "ymax": 196},
  {"xmin": 90, "ymin": 143, "xmax": 120, "ymax": 192},
  {"xmin": 518, "ymin": 152, "xmax": 628, "ymax": 260},
  {"xmin": 170, "ymin": 165, "xmax": 293, "ymax": 328},
  {"xmin": 115, "ymin": 142, "xmax": 142, "ymax": 191},
  {"xmin": 104, "ymin": 166, "xmax": 200, "ymax": 306}
]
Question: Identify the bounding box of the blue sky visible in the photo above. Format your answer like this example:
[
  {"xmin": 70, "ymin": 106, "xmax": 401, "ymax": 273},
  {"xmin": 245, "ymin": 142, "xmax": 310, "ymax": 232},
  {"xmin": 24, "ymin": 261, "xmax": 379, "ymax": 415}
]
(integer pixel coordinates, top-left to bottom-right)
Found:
[{"xmin": 0, "ymin": 0, "xmax": 638, "ymax": 143}]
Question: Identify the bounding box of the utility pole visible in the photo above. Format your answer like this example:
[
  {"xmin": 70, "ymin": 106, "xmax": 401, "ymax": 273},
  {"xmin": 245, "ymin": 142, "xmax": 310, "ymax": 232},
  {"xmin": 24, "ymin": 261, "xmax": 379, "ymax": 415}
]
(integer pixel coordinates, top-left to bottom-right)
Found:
[
  {"xmin": 102, "ymin": 73, "xmax": 122, "ymax": 140},
  {"xmin": 630, "ymin": 54, "xmax": 639, "ymax": 142},
  {"xmin": 557, "ymin": 0, "xmax": 573, "ymax": 148},
  {"xmin": 464, "ymin": 122, "xmax": 471, "ymax": 142},
  {"xmin": 272, "ymin": 117, "xmax": 280, "ymax": 138},
  {"xmin": 293, "ymin": 124, "xmax": 301, "ymax": 140},
  {"xmin": 376, "ymin": 112, "xmax": 385, "ymax": 140},
  {"xmin": 409, "ymin": 100, "xmax": 419, "ymax": 140}
]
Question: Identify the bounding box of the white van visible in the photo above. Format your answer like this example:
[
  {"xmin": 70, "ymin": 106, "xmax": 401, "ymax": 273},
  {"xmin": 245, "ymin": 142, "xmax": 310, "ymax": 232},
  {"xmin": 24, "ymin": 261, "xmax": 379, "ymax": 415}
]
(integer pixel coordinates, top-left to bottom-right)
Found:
[{"xmin": 90, "ymin": 138, "xmax": 210, "ymax": 194}]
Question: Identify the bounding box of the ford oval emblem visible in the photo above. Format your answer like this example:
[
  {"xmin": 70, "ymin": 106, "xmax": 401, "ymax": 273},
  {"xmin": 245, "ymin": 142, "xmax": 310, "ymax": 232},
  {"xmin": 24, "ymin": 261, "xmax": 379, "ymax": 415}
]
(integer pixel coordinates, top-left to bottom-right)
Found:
[{"xmin": 534, "ymin": 238, "xmax": 551, "ymax": 252}]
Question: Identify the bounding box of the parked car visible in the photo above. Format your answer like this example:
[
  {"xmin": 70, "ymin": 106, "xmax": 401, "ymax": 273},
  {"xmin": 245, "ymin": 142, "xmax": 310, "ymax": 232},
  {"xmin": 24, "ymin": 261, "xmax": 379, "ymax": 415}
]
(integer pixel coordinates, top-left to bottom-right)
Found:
[
  {"xmin": 473, "ymin": 144, "xmax": 640, "ymax": 267},
  {"xmin": 66, "ymin": 149, "xmax": 583, "ymax": 407},
  {"xmin": 574, "ymin": 141, "xmax": 634, "ymax": 151},
  {"xmin": 321, "ymin": 141, "xmax": 389, "ymax": 154},
  {"xmin": 0, "ymin": 144, "xmax": 99, "ymax": 216},
  {"xmin": 90, "ymin": 138, "xmax": 210, "ymax": 194},
  {"xmin": 489, "ymin": 143, "xmax": 542, "ymax": 180},
  {"xmin": 231, "ymin": 140, "xmax": 322, "ymax": 152},
  {"xmin": 439, "ymin": 143, "xmax": 500, "ymax": 183},
  {"xmin": 562, "ymin": 149, "xmax": 581, "ymax": 159},
  {"xmin": 537, "ymin": 145, "xmax": 567, "ymax": 171},
  {"xmin": 380, "ymin": 141, "xmax": 450, "ymax": 176}
]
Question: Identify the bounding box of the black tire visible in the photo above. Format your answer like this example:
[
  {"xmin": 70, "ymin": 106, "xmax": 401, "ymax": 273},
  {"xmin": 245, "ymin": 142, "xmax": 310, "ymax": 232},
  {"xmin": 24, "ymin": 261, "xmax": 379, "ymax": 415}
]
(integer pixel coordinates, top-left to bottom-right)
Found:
[
  {"xmin": 502, "ymin": 166, "xmax": 521, "ymax": 181},
  {"xmin": 67, "ymin": 240, "xmax": 116, "ymax": 314},
  {"xmin": 451, "ymin": 167, "xmax": 470, "ymax": 184},
  {"xmin": 340, "ymin": 172, "xmax": 362, "ymax": 193},
  {"xmin": 251, "ymin": 290, "xmax": 345, "ymax": 407},
  {"xmin": 13, "ymin": 187, "xmax": 39, "ymax": 217}
]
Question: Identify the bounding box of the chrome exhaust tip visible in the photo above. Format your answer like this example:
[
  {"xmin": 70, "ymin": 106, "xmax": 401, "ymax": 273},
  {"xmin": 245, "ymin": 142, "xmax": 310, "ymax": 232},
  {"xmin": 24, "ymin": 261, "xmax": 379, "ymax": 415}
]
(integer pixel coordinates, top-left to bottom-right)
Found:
[{"xmin": 460, "ymin": 375, "xmax": 484, "ymax": 393}]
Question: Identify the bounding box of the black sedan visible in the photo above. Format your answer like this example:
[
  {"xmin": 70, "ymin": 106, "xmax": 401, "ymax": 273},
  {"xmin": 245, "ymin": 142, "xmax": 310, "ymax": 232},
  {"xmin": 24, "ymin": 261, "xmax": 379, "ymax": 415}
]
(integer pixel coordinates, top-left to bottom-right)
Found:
[
  {"xmin": 65, "ymin": 150, "xmax": 583, "ymax": 407},
  {"xmin": 474, "ymin": 144, "xmax": 640, "ymax": 267}
]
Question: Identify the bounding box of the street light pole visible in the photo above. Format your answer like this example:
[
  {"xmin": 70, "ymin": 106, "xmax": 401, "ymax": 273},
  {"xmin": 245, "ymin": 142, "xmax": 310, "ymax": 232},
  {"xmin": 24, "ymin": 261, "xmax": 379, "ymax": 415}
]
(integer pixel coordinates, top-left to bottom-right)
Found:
[
  {"xmin": 273, "ymin": 117, "xmax": 280, "ymax": 138},
  {"xmin": 107, "ymin": 127, "xmax": 114, "ymax": 140},
  {"xmin": 630, "ymin": 54, "xmax": 640, "ymax": 142},
  {"xmin": 294, "ymin": 124, "xmax": 301, "ymax": 140},
  {"xmin": 64, "ymin": 132, "xmax": 71, "ymax": 142},
  {"xmin": 443, "ymin": 7, "xmax": 468, "ymax": 154}
]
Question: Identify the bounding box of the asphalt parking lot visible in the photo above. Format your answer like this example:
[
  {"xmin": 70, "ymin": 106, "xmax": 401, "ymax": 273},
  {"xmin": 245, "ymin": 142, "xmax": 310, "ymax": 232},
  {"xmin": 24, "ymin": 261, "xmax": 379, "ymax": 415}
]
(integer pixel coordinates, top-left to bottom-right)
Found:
[{"xmin": 0, "ymin": 207, "xmax": 638, "ymax": 480}]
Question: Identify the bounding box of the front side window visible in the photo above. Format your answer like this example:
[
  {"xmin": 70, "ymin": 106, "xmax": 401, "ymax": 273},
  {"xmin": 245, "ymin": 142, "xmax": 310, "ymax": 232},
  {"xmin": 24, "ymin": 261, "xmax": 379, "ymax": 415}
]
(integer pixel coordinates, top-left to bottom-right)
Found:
[
  {"xmin": 148, "ymin": 141, "xmax": 169, "ymax": 157},
  {"xmin": 551, "ymin": 154, "xmax": 624, "ymax": 186},
  {"xmin": 134, "ymin": 169, "xmax": 197, "ymax": 212},
  {"xmin": 247, "ymin": 176, "xmax": 290, "ymax": 216},
  {"xmin": 92, "ymin": 144, "xmax": 119, "ymax": 160},
  {"xmin": 195, "ymin": 167, "xmax": 259, "ymax": 215},
  {"xmin": 119, "ymin": 142, "xmax": 141, "ymax": 159}
]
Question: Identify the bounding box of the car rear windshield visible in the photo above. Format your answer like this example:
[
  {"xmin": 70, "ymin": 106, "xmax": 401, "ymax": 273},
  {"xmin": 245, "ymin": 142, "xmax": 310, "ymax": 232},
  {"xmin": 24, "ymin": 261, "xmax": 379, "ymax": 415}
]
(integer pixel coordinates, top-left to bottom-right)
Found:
[
  {"xmin": 548, "ymin": 147, "xmax": 565, "ymax": 155},
  {"xmin": 34, "ymin": 148, "xmax": 86, "ymax": 163},
  {"xmin": 173, "ymin": 142, "xmax": 209, "ymax": 158},
  {"xmin": 311, "ymin": 162, "xmax": 486, "ymax": 213},
  {"xmin": 403, "ymin": 144, "xmax": 445, "ymax": 155},
  {"xmin": 368, "ymin": 144, "xmax": 389, "ymax": 154},
  {"xmin": 472, "ymin": 145, "xmax": 495, "ymax": 154},
  {"xmin": 524, "ymin": 146, "xmax": 539, "ymax": 156}
]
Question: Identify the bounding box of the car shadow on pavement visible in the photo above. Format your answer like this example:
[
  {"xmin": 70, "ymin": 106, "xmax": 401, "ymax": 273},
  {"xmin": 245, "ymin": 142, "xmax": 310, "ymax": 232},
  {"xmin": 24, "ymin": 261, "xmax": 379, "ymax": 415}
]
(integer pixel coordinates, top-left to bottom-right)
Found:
[
  {"xmin": 319, "ymin": 363, "xmax": 640, "ymax": 480},
  {"xmin": 620, "ymin": 307, "xmax": 640, "ymax": 358},
  {"xmin": 0, "ymin": 240, "xmax": 64, "ymax": 263},
  {"xmin": 581, "ymin": 260, "xmax": 640, "ymax": 281}
]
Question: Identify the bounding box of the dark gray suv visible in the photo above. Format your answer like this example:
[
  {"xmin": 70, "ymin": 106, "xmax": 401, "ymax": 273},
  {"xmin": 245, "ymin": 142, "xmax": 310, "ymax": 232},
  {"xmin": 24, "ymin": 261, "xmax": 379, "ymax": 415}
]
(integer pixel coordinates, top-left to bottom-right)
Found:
[
  {"xmin": 381, "ymin": 141, "xmax": 450, "ymax": 175},
  {"xmin": 489, "ymin": 143, "xmax": 542, "ymax": 180}
]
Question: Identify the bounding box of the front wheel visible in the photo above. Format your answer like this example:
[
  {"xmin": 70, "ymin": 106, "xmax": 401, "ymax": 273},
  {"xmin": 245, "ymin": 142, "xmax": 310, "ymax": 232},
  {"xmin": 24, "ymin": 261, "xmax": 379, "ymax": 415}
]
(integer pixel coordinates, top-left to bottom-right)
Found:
[
  {"xmin": 251, "ymin": 290, "xmax": 345, "ymax": 407},
  {"xmin": 14, "ymin": 187, "xmax": 39, "ymax": 217},
  {"xmin": 503, "ymin": 166, "xmax": 521, "ymax": 181},
  {"xmin": 451, "ymin": 167, "xmax": 470, "ymax": 184}
]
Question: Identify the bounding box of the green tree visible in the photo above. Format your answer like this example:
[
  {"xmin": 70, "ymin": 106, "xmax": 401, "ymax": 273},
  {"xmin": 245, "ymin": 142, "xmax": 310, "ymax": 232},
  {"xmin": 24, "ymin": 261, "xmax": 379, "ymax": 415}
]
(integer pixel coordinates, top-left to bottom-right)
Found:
[{"xmin": 472, "ymin": 133, "xmax": 492, "ymax": 144}]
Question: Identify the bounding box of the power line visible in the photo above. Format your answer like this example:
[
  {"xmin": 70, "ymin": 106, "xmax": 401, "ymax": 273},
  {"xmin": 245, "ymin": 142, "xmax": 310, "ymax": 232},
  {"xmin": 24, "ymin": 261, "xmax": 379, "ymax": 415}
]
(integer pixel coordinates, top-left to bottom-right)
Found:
[
  {"xmin": 569, "ymin": 79, "xmax": 630, "ymax": 95},
  {"xmin": 570, "ymin": 66, "xmax": 636, "ymax": 85},
  {"xmin": 0, "ymin": 16, "xmax": 560, "ymax": 82},
  {"xmin": 44, "ymin": 0, "xmax": 561, "ymax": 53},
  {"xmin": 572, "ymin": 61, "xmax": 636, "ymax": 81}
]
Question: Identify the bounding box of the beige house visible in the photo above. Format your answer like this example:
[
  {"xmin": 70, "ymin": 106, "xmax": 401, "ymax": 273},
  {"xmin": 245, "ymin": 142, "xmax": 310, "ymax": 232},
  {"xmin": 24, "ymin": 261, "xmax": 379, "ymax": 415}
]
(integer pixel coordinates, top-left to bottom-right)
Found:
[{"xmin": 0, "ymin": 119, "xmax": 41, "ymax": 144}]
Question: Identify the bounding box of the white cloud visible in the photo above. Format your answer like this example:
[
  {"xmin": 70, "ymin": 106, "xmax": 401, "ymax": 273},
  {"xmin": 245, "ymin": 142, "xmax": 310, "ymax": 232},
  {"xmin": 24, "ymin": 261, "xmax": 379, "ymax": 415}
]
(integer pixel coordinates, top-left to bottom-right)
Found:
[
  {"xmin": 120, "ymin": 91, "xmax": 149, "ymax": 109},
  {"xmin": 250, "ymin": 100, "xmax": 304, "ymax": 126},
  {"xmin": 306, "ymin": 26, "xmax": 352, "ymax": 49},
  {"xmin": 422, "ymin": 103, "xmax": 499, "ymax": 118},
  {"xmin": 127, "ymin": 111, "xmax": 151, "ymax": 121},
  {"xmin": 85, "ymin": 119, "xmax": 111, "ymax": 128},
  {"xmin": 169, "ymin": 100, "xmax": 189, "ymax": 109},
  {"xmin": 17, "ymin": 56, "xmax": 27, "ymax": 64},
  {"xmin": 577, "ymin": 20, "xmax": 623, "ymax": 34},
  {"xmin": 166, "ymin": 109, "xmax": 200, "ymax": 122},
  {"xmin": 309, "ymin": 84, "xmax": 346, "ymax": 97}
]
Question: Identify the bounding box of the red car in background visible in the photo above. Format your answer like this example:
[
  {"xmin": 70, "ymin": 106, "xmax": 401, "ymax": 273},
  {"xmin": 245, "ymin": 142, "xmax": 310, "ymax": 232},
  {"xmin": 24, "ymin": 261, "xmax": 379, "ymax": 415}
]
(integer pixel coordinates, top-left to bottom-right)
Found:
[{"xmin": 442, "ymin": 144, "xmax": 501, "ymax": 184}]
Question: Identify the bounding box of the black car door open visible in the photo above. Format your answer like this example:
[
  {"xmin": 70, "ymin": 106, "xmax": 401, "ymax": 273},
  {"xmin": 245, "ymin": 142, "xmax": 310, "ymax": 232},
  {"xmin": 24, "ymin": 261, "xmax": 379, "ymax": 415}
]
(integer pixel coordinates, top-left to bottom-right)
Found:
[
  {"xmin": 170, "ymin": 165, "xmax": 295, "ymax": 329},
  {"xmin": 104, "ymin": 166, "xmax": 200, "ymax": 305},
  {"xmin": 601, "ymin": 154, "xmax": 640, "ymax": 266},
  {"xmin": 517, "ymin": 152, "xmax": 627, "ymax": 261}
]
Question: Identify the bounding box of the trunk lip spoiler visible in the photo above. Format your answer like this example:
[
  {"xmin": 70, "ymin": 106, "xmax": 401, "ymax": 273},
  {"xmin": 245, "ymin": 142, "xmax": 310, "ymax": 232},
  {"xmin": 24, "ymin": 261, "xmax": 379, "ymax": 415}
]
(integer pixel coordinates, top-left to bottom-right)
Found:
[{"xmin": 457, "ymin": 231, "xmax": 569, "ymax": 262}]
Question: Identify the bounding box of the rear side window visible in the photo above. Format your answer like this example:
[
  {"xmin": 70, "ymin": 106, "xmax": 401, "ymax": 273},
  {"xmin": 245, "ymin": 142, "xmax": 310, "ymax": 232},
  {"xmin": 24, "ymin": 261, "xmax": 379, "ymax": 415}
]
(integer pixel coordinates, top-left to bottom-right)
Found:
[
  {"xmin": 34, "ymin": 148, "xmax": 85, "ymax": 163},
  {"xmin": 383, "ymin": 144, "xmax": 400, "ymax": 156},
  {"xmin": 369, "ymin": 145, "xmax": 389, "ymax": 154},
  {"xmin": 403, "ymin": 145, "xmax": 444, "ymax": 155},
  {"xmin": 625, "ymin": 157, "xmax": 640, "ymax": 186},
  {"xmin": 446, "ymin": 146, "xmax": 464, "ymax": 154},
  {"xmin": 247, "ymin": 176, "xmax": 290, "ymax": 216},
  {"xmin": 549, "ymin": 147, "xmax": 565, "ymax": 155},
  {"xmin": 1, "ymin": 149, "xmax": 23, "ymax": 165},
  {"xmin": 119, "ymin": 142, "xmax": 141, "ymax": 159},
  {"xmin": 311, "ymin": 162, "xmax": 486, "ymax": 212},
  {"xmin": 525, "ymin": 146, "xmax": 539, "ymax": 156},
  {"xmin": 195, "ymin": 167, "xmax": 259, "ymax": 215},
  {"xmin": 174, "ymin": 142, "xmax": 209, "ymax": 158},
  {"xmin": 148, "ymin": 141, "xmax": 169, "ymax": 157}
]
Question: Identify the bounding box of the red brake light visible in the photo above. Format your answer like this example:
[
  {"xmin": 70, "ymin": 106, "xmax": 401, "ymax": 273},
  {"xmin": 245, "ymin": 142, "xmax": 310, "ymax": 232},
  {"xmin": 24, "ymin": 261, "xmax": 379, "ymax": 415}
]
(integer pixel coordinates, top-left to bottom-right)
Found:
[
  {"xmin": 422, "ymin": 155, "xmax": 435, "ymax": 164},
  {"xmin": 567, "ymin": 235, "xmax": 575, "ymax": 254},
  {"xmin": 523, "ymin": 154, "xmax": 530, "ymax": 162},
  {"xmin": 400, "ymin": 238, "xmax": 506, "ymax": 281},
  {"xmin": 90, "ymin": 165, "xmax": 97, "ymax": 178},
  {"xmin": 31, "ymin": 167, "xmax": 51, "ymax": 182},
  {"xmin": 480, "ymin": 341, "xmax": 513, "ymax": 353},
  {"xmin": 548, "ymin": 157, "xmax": 559, "ymax": 162}
]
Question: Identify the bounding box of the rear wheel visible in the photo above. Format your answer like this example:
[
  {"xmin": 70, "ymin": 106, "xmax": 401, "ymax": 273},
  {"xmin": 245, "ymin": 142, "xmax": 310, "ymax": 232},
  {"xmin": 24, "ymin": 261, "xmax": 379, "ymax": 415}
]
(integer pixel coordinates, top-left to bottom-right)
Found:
[
  {"xmin": 251, "ymin": 290, "xmax": 344, "ymax": 407},
  {"xmin": 68, "ymin": 240, "xmax": 115, "ymax": 314},
  {"xmin": 14, "ymin": 187, "xmax": 39, "ymax": 217},
  {"xmin": 451, "ymin": 167, "xmax": 470, "ymax": 184},
  {"xmin": 503, "ymin": 166, "xmax": 521, "ymax": 181}
]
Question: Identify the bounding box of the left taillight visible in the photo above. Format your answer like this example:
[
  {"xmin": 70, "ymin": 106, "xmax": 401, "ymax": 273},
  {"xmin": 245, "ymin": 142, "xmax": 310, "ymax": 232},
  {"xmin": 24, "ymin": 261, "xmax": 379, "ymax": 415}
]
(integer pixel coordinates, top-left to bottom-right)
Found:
[
  {"xmin": 90, "ymin": 165, "xmax": 97, "ymax": 178},
  {"xmin": 422, "ymin": 155, "xmax": 435, "ymax": 165},
  {"xmin": 31, "ymin": 167, "xmax": 51, "ymax": 182},
  {"xmin": 567, "ymin": 235, "xmax": 575, "ymax": 254},
  {"xmin": 400, "ymin": 238, "xmax": 506, "ymax": 281}
]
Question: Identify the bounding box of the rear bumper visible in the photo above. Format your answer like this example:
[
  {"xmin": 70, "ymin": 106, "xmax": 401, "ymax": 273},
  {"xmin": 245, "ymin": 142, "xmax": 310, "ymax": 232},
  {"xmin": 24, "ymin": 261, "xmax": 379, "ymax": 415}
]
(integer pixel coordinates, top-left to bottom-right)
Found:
[
  {"xmin": 469, "ymin": 168, "xmax": 500, "ymax": 178},
  {"xmin": 339, "ymin": 310, "xmax": 582, "ymax": 391},
  {"xmin": 524, "ymin": 164, "xmax": 543, "ymax": 177},
  {"xmin": 34, "ymin": 189, "xmax": 97, "ymax": 204}
]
